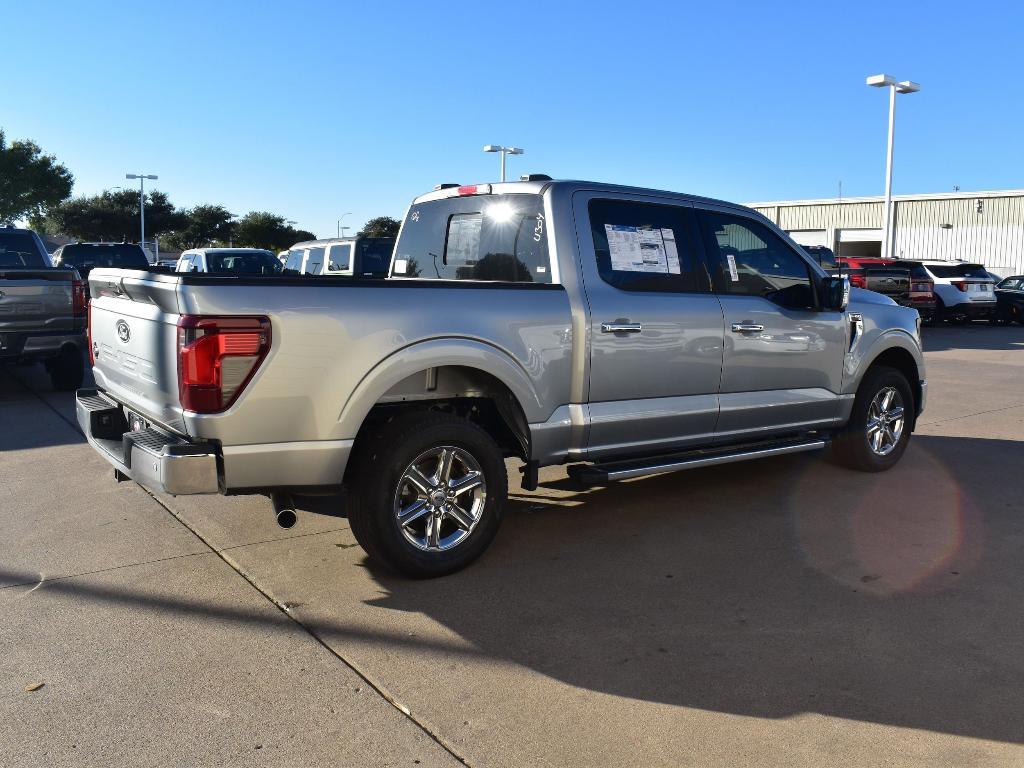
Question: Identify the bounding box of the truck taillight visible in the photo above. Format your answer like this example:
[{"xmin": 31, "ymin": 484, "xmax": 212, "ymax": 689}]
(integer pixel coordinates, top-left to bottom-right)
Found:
[
  {"xmin": 177, "ymin": 315, "xmax": 271, "ymax": 413},
  {"xmin": 72, "ymin": 278, "xmax": 87, "ymax": 317},
  {"xmin": 952, "ymin": 280, "xmax": 968, "ymax": 292},
  {"xmin": 849, "ymin": 274, "xmax": 866, "ymax": 288}
]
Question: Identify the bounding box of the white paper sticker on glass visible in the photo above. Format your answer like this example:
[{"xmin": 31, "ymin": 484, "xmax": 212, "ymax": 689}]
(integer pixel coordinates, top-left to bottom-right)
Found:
[
  {"xmin": 605, "ymin": 224, "xmax": 679, "ymax": 273},
  {"xmin": 726, "ymin": 253, "xmax": 739, "ymax": 282}
]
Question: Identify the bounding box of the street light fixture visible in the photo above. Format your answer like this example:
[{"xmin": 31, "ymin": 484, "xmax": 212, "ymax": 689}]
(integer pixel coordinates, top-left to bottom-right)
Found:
[
  {"xmin": 337, "ymin": 212, "xmax": 352, "ymax": 238},
  {"xmin": 866, "ymin": 74, "xmax": 920, "ymax": 259},
  {"xmin": 483, "ymin": 145, "xmax": 524, "ymax": 182},
  {"xmin": 125, "ymin": 173, "xmax": 158, "ymax": 250}
]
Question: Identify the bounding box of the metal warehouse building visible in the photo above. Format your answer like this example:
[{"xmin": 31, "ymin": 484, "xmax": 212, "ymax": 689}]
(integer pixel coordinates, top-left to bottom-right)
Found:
[{"xmin": 747, "ymin": 189, "xmax": 1024, "ymax": 277}]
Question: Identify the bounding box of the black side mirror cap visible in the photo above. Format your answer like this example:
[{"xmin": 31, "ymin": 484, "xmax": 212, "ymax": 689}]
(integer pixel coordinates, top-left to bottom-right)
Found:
[{"xmin": 823, "ymin": 276, "xmax": 850, "ymax": 311}]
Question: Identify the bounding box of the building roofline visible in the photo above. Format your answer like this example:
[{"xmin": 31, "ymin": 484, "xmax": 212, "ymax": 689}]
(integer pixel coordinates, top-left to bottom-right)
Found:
[{"xmin": 746, "ymin": 189, "xmax": 1024, "ymax": 208}]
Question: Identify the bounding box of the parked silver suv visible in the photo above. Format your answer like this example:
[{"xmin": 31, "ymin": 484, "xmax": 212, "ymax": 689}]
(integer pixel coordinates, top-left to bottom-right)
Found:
[{"xmin": 79, "ymin": 179, "xmax": 925, "ymax": 577}]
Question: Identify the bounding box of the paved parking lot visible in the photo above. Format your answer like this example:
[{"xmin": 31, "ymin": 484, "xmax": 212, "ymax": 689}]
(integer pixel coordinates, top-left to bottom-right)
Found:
[{"xmin": 2, "ymin": 325, "xmax": 1023, "ymax": 767}]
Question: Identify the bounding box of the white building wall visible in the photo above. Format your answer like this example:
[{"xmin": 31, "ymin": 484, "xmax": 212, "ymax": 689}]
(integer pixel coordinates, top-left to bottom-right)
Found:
[{"xmin": 749, "ymin": 191, "xmax": 1024, "ymax": 276}]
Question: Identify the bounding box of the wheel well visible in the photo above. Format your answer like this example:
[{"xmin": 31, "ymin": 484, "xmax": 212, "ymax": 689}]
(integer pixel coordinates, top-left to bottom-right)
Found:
[
  {"xmin": 345, "ymin": 366, "xmax": 530, "ymax": 483},
  {"xmin": 866, "ymin": 347, "xmax": 921, "ymax": 422}
]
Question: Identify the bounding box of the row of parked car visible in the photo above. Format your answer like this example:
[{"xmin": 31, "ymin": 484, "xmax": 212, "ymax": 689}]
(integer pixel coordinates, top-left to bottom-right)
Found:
[{"xmin": 802, "ymin": 246, "xmax": 1023, "ymax": 325}]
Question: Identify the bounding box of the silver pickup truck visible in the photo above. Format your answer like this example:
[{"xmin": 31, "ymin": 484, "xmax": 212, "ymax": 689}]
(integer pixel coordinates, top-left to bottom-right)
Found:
[{"xmin": 78, "ymin": 179, "xmax": 925, "ymax": 577}]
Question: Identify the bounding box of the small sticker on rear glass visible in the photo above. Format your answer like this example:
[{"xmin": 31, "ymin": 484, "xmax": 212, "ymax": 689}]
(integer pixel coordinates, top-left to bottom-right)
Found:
[
  {"xmin": 726, "ymin": 254, "xmax": 739, "ymax": 282},
  {"xmin": 393, "ymin": 259, "xmax": 408, "ymax": 274}
]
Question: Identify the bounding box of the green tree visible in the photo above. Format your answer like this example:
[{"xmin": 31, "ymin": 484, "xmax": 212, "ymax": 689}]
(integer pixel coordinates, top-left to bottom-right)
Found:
[
  {"xmin": 0, "ymin": 129, "xmax": 74, "ymax": 224},
  {"xmin": 164, "ymin": 204, "xmax": 236, "ymax": 250},
  {"xmin": 234, "ymin": 211, "xmax": 315, "ymax": 252},
  {"xmin": 34, "ymin": 189, "xmax": 185, "ymax": 242},
  {"xmin": 357, "ymin": 216, "xmax": 401, "ymax": 238}
]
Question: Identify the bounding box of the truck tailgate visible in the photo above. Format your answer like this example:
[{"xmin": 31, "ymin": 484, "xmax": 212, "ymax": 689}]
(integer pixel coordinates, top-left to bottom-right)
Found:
[
  {"xmin": 0, "ymin": 268, "xmax": 77, "ymax": 333},
  {"xmin": 88, "ymin": 269, "xmax": 186, "ymax": 433}
]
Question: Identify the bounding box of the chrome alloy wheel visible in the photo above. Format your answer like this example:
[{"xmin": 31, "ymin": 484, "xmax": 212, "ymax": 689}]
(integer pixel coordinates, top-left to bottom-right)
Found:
[
  {"xmin": 393, "ymin": 446, "xmax": 487, "ymax": 552},
  {"xmin": 866, "ymin": 386, "xmax": 905, "ymax": 457}
]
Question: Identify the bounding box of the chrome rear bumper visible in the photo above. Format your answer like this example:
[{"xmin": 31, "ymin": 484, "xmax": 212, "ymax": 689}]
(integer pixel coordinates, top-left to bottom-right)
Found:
[{"xmin": 76, "ymin": 389, "xmax": 220, "ymax": 495}]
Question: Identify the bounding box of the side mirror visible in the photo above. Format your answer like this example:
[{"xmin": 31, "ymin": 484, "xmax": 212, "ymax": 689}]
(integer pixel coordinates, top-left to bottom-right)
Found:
[{"xmin": 822, "ymin": 275, "xmax": 850, "ymax": 311}]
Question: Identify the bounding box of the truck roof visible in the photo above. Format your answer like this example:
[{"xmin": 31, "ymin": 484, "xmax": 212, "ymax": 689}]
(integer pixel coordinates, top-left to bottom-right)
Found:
[{"xmin": 410, "ymin": 178, "xmax": 752, "ymax": 213}]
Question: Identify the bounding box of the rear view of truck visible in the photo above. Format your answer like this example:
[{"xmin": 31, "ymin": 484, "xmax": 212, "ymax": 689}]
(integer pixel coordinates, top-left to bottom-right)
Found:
[{"xmin": 0, "ymin": 227, "xmax": 86, "ymax": 389}]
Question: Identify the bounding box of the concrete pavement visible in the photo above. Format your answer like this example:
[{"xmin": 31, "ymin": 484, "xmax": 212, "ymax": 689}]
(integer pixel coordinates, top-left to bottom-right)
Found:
[{"xmin": 2, "ymin": 325, "xmax": 1023, "ymax": 767}]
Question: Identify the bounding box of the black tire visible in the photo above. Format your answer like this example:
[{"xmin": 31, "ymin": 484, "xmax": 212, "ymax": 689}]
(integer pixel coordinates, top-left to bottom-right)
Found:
[
  {"xmin": 346, "ymin": 411, "xmax": 507, "ymax": 578},
  {"xmin": 48, "ymin": 346, "xmax": 84, "ymax": 391},
  {"xmin": 830, "ymin": 366, "xmax": 914, "ymax": 472}
]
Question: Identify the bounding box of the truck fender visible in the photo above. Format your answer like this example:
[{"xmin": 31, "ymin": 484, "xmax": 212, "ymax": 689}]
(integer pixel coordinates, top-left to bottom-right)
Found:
[{"xmin": 336, "ymin": 337, "xmax": 546, "ymax": 440}]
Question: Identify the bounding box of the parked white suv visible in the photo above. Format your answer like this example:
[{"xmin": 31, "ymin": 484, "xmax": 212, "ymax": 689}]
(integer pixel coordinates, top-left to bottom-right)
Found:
[{"xmin": 920, "ymin": 261, "xmax": 997, "ymax": 322}]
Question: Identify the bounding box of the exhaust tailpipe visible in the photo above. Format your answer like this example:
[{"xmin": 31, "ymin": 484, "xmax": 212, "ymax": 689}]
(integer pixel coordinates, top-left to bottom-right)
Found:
[{"xmin": 270, "ymin": 492, "xmax": 297, "ymax": 529}]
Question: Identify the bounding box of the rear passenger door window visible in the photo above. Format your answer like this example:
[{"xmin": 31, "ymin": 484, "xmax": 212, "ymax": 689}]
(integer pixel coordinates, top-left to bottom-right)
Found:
[
  {"xmin": 587, "ymin": 199, "xmax": 704, "ymax": 293},
  {"xmin": 698, "ymin": 211, "xmax": 815, "ymax": 310}
]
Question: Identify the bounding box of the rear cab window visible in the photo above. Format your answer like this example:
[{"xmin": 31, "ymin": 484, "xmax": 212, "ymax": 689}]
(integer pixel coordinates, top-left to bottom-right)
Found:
[
  {"xmin": 55, "ymin": 243, "xmax": 149, "ymax": 270},
  {"xmin": 204, "ymin": 250, "xmax": 282, "ymax": 274},
  {"xmin": 392, "ymin": 194, "xmax": 550, "ymax": 283},
  {"xmin": 0, "ymin": 230, "xmax": 48, "ymax": 267}
]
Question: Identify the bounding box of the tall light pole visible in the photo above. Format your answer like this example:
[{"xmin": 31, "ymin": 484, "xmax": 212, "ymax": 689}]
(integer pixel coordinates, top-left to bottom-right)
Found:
[
  {"xmin": 125, "ymin": 173, "xmax": 158, "ymax": 248},
  {"xmin": 337, "ymin": 212, "xmax": 352, "ymax": 238},
  {"xmin": 866, "ymin": 74, "xmax": 920, "ymax": 259},
  {"xmin": 483, "ymin": 145, "xmax": 524, "ymax": 182}
]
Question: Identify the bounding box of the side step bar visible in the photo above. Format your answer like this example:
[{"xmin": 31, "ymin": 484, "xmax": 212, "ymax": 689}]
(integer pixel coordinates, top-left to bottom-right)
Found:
[{"xmin": 568, "ymin": 438, "xmax": 828, "ymax": 484}]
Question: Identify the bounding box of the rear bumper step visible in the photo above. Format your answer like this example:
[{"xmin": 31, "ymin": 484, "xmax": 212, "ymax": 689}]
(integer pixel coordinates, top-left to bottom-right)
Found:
[
  {"xmin": 568, "ymin": 437, "xmax": 828, "ymax": 484},
  {"xmin": 76, "ymin": 389, "xmax": 220, "ymax": 495}
]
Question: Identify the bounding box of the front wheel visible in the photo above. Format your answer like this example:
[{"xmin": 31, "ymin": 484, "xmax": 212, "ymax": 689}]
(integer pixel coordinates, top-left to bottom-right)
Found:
[
  {"xmin": 346, "ymin": 411, "xmax": 507, "ymax": 578},
  {"xmin": 830, "ymin": 366, "xmax": 913, "ymax": 472}
]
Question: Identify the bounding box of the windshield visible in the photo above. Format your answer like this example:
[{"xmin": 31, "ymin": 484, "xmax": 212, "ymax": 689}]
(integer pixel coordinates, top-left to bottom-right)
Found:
[
  {"xmin": 0, "ymin": 230, "xmax": 47, "ymax": 267},
  {"xmin": 393, "ymin": 194, "xmax": 550, "ymax": 283},
  {"xmin": 205, "ymin": 250, "xmax": 282, "ymax": 274},
  {"xmin": 58, "ymin": 243, "xmax": 149, "ymax": 270}
]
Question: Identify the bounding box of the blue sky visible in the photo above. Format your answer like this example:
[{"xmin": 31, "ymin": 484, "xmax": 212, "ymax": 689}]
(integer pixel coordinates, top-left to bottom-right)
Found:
[{"xmin": 3, "ymin": 0, "xmax": 1023, "ymax": 238}]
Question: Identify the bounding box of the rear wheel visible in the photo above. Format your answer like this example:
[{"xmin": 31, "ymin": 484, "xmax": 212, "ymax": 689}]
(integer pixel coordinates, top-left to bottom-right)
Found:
[
  {"xmin": 831, "ymin": 366, "xmax": 913, "ymax": 472},
  {"xmin": 48, "ymin": 346, "xmax": 84, "ymax": 391},
  {"xmin": 346, "ymin": 411, "xmax": 507, "ymax": 578}
]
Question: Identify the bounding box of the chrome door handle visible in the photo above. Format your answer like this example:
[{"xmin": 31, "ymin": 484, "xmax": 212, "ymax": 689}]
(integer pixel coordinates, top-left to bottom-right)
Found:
[
  {"xmin": 601, "ymin": 322, "xmax": 642, "ymax": 334},
  {"xmin": 731, "ymin": 323, "xmax": 765, "ymax": 333}
]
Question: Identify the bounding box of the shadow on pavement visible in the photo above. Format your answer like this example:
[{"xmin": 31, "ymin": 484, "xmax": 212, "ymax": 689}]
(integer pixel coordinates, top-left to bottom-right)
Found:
[
  {"xmin": 360, "ymin": 434, "xmax": 1024, "ymax": 744},
  {"xmin": 923, "ymin": 323, "xmax": 1024, "ymax": 352},
  {"xmin": 0, "ymin": 364, "xmax": 88, "ymax": 451},
  {"xmin": 4, "ymin": 434, "xmax": 1022, "ymax": 743}
]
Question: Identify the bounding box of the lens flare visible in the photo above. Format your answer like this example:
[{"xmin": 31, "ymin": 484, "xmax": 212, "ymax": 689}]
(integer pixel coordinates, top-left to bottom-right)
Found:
[{"xmin": 789, "ymin": 445, "xmax": 982, "ymax": 596}]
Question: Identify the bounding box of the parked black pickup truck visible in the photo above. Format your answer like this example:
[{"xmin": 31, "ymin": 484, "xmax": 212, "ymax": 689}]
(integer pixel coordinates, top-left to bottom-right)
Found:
[{"xmin": 0, "ymin": 227, "xmax": 87, "ymax": 390}]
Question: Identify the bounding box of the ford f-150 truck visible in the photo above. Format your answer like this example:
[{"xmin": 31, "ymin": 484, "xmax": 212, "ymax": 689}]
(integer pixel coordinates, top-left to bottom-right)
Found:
[
  {"xmin": 1, "ymin": 226, "xmax": 86, "ymax": 390},
  {"xmin": 77, "ymin": 179, "xmax": 926, "ymax": 577}
]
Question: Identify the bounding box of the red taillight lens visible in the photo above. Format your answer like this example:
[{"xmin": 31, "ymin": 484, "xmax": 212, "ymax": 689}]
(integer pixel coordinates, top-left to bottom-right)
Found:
[
  {"xmin": 177, "ymin": 316, "xmax": 271, "ymax": 413},
  {"xmin": 72, "ymin": 279, "xmax": 87, "ymax": 317},
  {"xmin": 952, "ymin": 280, "xmax": 968, "ymax": 292},
  {"xmin": 457, "ymin": 184, "xmax": 492, "ymax": 196},
  {"xmin": 87, "ymin": 300, "xmax": 94, "ymax": 366},
  {"xmin": 849, "ymin": 274, "xmax": 866, "ymax": 288},
  {"xmin": 911, "ymin": 281, "xmax": 933, "ymax": 293}
]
